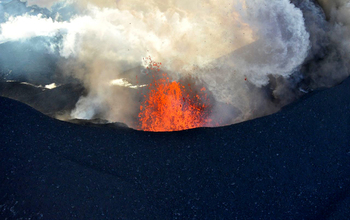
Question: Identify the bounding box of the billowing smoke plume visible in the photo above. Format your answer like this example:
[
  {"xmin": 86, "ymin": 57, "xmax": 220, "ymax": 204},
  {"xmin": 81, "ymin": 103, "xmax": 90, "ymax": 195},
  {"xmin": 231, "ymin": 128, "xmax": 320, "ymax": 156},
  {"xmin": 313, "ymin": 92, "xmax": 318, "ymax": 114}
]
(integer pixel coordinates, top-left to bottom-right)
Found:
[{"xmin": 0, "ymin": 0, "xmax": 349, "ymax": 129}]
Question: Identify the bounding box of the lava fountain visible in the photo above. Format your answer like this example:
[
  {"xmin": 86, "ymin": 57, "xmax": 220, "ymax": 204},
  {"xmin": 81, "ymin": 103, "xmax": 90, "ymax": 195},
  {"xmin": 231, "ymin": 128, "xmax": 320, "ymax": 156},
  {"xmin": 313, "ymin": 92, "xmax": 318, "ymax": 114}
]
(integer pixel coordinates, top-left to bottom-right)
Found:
[{"xmin": 138, "ymin": 73, "xmax": 212, "ymax": 132}]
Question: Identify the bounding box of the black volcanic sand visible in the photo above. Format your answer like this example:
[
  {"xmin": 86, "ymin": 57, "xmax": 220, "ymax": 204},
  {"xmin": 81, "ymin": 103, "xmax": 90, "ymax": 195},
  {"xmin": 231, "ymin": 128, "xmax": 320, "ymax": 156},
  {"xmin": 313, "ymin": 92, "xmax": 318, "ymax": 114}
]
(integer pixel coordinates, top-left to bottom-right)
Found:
[{"xmin": 0, "ymin": 78, "xmax": 349, "ymax": 219}]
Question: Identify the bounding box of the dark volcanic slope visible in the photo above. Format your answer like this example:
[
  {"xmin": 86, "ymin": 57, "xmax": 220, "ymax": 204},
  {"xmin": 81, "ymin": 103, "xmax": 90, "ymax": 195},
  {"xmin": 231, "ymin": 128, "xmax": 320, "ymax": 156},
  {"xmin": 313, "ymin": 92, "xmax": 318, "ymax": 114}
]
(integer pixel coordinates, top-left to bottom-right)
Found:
[
  {"xmin": 0, "ymin": 78, "xmax": 349, "ymax": 219},
  {"xmin": 0, "ymin": 82, "xmax": 85, "ymax": 117}
]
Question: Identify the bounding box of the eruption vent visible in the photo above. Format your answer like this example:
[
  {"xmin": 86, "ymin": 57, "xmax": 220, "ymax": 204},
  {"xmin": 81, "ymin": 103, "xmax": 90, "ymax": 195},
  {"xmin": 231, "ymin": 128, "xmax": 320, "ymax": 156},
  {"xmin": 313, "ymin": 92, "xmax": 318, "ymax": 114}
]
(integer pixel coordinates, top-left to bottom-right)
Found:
[{"xmin": 139, "ymin": 73, "xmax": 211, "ymax": 132}]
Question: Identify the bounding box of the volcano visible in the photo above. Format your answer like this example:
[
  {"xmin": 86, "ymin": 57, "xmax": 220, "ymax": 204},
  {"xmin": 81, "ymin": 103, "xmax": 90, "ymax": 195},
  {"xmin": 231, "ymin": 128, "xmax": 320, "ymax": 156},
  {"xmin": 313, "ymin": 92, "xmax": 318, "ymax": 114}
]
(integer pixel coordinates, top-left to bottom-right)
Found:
[
  {"xmin": 0, "ymin": 71, "xmax": 349, "ymax": 219},
  {"xmin": 0, "ymin": 0, "xmax": 350, "ymax": 218}
]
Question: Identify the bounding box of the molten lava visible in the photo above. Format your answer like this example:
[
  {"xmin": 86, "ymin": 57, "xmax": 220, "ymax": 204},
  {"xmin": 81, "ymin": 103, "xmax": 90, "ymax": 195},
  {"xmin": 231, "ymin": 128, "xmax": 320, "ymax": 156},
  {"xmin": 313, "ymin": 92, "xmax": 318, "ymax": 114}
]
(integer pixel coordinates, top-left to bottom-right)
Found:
[{"xmin": 139, "ymin": 74, "xmax": 211, "ymax": 132}]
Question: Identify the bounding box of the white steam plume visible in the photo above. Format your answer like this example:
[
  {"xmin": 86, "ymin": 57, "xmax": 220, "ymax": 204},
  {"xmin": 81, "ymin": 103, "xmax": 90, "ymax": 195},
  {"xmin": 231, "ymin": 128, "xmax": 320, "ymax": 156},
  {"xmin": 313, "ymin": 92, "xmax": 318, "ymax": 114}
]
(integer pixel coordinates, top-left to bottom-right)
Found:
[{"xmin": 0, "ymin": 0, "xmax": 349, "ymax": 128}]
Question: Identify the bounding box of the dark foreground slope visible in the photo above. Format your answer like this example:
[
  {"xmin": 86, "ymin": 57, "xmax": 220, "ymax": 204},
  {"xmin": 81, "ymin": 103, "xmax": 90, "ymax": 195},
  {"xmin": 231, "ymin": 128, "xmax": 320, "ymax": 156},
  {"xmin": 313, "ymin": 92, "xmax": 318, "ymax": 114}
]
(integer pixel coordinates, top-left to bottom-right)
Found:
[{"xmin": 0, "ymin": 78, "xmax": 349, "ymax": 219}]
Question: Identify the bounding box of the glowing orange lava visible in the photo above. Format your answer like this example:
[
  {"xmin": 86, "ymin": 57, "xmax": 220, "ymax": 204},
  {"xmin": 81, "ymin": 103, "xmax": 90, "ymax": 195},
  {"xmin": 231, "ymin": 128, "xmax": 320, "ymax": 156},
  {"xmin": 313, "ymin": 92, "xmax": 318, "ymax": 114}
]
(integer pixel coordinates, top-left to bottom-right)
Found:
[{"xmin": 139, "ymin": 74, "xmax": 211, "ymax": 132}]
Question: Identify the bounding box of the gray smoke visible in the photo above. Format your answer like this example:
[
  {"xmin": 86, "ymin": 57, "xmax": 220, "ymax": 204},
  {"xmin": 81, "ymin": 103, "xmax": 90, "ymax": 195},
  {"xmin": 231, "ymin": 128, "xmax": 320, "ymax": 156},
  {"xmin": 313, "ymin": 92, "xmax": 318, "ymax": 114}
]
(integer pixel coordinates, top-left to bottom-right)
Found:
[{"xmin": 0, "ymin": 0, "xmax": 349, "ymax": 129}]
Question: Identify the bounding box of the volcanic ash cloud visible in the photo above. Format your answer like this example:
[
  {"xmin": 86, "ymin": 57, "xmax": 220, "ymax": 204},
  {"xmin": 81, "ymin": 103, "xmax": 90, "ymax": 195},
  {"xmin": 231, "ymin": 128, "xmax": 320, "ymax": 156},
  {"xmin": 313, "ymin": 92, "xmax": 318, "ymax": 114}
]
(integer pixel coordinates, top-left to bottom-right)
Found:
[{"xmin": 0, "ymin": 0, "xmax": 349, "ymax": 129}]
